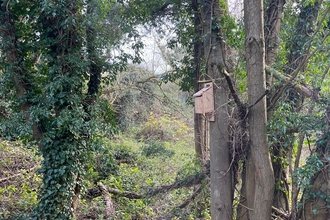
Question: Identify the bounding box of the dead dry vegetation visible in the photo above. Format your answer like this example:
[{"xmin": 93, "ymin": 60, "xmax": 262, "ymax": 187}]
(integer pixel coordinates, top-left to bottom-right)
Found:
[{"xmin": 0, "ymin": 141, "xmax": 41, "ymax": 218}]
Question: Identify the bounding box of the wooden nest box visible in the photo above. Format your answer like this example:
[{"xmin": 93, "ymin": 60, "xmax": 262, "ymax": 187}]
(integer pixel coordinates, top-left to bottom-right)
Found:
[{"xmin": 193, "ymin": 82, "xmax": 215, "ymax": 121}]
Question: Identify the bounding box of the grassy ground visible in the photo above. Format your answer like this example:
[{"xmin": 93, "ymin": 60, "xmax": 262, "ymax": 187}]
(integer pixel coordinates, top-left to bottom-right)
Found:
[{"xmin": 0, "ymin": 112, "xmax": 211, "ymax": 219}]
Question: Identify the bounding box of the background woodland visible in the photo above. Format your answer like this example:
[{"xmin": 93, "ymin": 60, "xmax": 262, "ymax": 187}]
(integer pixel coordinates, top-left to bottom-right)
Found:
[{"xmin": 0, "ymin": 0, "xmax": 329, "ymax": 219}]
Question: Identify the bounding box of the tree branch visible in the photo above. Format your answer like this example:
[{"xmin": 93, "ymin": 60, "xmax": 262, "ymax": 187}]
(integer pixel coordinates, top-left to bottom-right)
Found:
[
  {"xmin": 146, "ymin": 171, "xmax": 207, "ymax": 197},
  {"xmin": 222, "ymin": 69, "xmax": 245, "ymax": 108},
  {"xmin": 272, "ymin": 206, "xmax": 290, "ymax": 219},
  {"xmin": 85, "ymin": 172, "xmax": 204, "ymax": 200},
  {"xmin": 266, "ymin": 66, "xmax": 321, "ymax": 112},
  {"xmin": 178, "ymin": 184, "xmax": 204, "ymax": 209},
  {"xmin": 265, "ymin": 66, "xmax": 320, "ymax": 101}
]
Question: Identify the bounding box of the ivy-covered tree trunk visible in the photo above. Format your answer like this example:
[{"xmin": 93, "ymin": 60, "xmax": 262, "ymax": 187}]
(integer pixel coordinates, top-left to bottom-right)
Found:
[
  {"xmin": 286, "ymin": 1, "xmax": 320, "ymax": 74},
  {"xmin": 267, "ymin": 2, "xmax": 321, "ymax": 218},
  {"xmin": 298, "ymin": 106, "xmax": 330, "ymax": 220},
  {"xmin": 192, "ymin": 0, "xmax": 207, "ymax": 163},
  {"xmin": 201, "ymin": 0, "xmax": 233, "ymax": 219},
  {"xmin": 298, "ymin": 159, "xmax": 330, "ymax": 220},
  {"xmin": 34, "ymin": 1, "xmax": 88, "ymax": 218},
  {"xmin": 0, "ymin": 0, "xmax": 43, "ymax": 142},
  {"xmin": 0, "ymin": 0, "xmax": 96, "ymax": 218},
  {"xmin": 244, "ymin": 0, "xmax": 275, "ymax": 219}
]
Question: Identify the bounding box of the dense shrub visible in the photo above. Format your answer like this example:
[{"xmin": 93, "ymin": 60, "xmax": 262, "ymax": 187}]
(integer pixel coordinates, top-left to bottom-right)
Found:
[
  {"xmin": 91, "ymin": 148, "xmax": 119, "ymax": 183},
  {"xmin": 141, "ymin": 141, "xmax": 175, "ymax": 158},
  {"xmin": 136, "ymin": 112, "xmax": 190, "ymax": 142}
]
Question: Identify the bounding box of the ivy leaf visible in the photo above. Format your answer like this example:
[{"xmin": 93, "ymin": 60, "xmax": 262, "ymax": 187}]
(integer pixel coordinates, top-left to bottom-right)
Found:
[{"xmin": 312, "ymin": 209, "xmax": 319, "ymax": 215}]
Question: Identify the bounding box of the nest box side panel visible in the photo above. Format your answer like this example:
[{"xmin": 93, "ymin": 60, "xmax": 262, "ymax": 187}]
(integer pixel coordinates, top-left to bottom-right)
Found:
[
  {"xmin": 203, "ymin": 83, "xmax": 214, "ymax": 114},
  {"xmin": 194, "ymin": 96, "xmax": 203, "ymax": 114}
]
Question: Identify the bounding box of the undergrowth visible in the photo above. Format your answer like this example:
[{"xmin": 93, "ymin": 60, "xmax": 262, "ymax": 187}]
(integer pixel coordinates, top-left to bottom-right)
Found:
[
  {"xmin": 0, "ymin": 140, "xmax": 41, "ymax": 219},
  {"xmin": 0, "ymin": 112, "xmax": 211, "ymax": 219}
]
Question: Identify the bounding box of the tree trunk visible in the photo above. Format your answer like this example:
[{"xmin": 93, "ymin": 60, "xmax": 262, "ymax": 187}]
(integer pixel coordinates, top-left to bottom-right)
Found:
[
  {"xmin": 286, "ymin": 2, "xmax": 320, "ymax": 73},
  {"xmin": 272, "ymin": 148, "xmax": 290, "ymax": 211},
  {"xmin": 298, "ymin": 159, "xmax": 330, "ymax": 220},
  {"xmin": 264, "ymin": 0, "xmax": 285, "ymax": 88},
  {"xmin": 201, "ymin": 0, "xmax": 233, "ymax": 219},
  {"xmin": 264, "ymin": 1, "xmax": 290, "ymax": 213},
  {"xmin": 244, "ymin": 0, "xmax": 275, "ymax": 219},
  {"xmin": 298, "ymin": 106, "xmax": 330, "ymax": 220},
  {"xmin": 1, "ymin": 1, "xmax": 82, "ymax": 217},
  {"xmin": 0, "ymin": 0, "xmax": 43, "ymax": 142},
  {"xmin": 267, "ymin": 2, "xmax": 321, "ymax": 218},
  {"xmin": 192, "ymin": 0, "xmax": 207, "ymax": 163},
  {"xmin": 264, "ymin": 0, "xmax": 285, "ymax": 67}
]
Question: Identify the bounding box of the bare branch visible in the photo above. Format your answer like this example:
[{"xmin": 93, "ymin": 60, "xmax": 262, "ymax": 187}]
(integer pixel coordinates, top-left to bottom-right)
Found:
[
  {"xmin": 320, "ymin": 64, "xmax": 330, "ymax": 85},
  {"xmin": 147, "ymin": 161, "xmax": 209, "ymax": 197},
  {"xmin": 178, "ymin": 184, "xmax": 204, "ymax": 209},
  {"xmin": 272, "ymin": 206, "xmax": 290, "ymax": 219},
  {"xmin": 266, "ymin": 65, "xmax": 322, "ymax": 111},
  {"xmin": 222, "ymin": 68, "xmax": 245, "ymax": 109},
  {"xmin": 109, "ymin": 187, "xmax": 143, "ymax": 199}
]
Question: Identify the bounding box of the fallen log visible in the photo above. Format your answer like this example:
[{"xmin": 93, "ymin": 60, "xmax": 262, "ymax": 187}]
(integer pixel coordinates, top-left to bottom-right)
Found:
[
  {"xmin": 85, "ymin": 162, "xmax": 210, "ymax": 200},
  {"xmin": 98, "ymin": 182, "xmax": 115, "ymax": 218}
]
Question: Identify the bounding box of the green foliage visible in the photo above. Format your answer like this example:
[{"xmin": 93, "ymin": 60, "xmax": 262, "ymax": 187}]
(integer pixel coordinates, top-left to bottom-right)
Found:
[
  {"xmin": 136, "ymin": 112, "xmax": 191, "ymax": 142},
  {"xmin": 73, "ymin": 126, "xmax": 198, "ymax": 219},
  {"xmin": 112, "ymin": 144, "xmax": 138, "ymax": 166},
  {"xmin": 2, "ymin": 0, "xmax": 329, "ymax": 219},
  {"xmin": 294, "ymin": 154, "xmax": 324, "ymax": 190},
  {"xmin": 175, "ymin": 158, "xmax": 203, "ymax": 182},
  {"xmin": 89, "ymin": 147, "xmax": 119, "ymax": 183},
  {"xmin": 0, "ymin": 111, "xmax": 31, "ymax": 140},
  {"xmin": 0, "ymin": 0, "xmax": 147, "ymax": 217},
  {"xmin": 141, "ymin": 141, "xmax": 175, "ymax": 158},
  {"xmin": 1, "ymin": 64, "xmax": 202, "ymax": 220}
]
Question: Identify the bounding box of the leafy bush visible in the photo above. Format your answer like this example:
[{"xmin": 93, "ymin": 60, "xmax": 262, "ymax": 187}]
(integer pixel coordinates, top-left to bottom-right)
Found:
[
  {"xmin": 141, "ymin": 141, "xmax": 175, "ymax": 158},
  {"xmin": 113, "ymin": 143, "xmax": 138, "ymax": 164},
  {"xmin": 136, "ymin": 112, "xmax": 191, "ymax": 142},
  {"xmin": 91, "ymin": 148, "xmax": 119, "ymax": 183}
]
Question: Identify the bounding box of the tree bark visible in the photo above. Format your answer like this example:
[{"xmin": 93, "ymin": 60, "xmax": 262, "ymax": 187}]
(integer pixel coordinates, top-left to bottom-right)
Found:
[
  {"xmin": 264, "ymin": 0, "xmax": 285, "ymax": 94},
  {"xmin": 192, "ymin": 0, "xmax": 207, "ymax": 163},
  {"xmin": 298, "ymin": 106, "xmax": 330, "ymax": 220},
  {"xmin": 98, "ymin": 182, "xmax": 115, "ymax": 218},
  {"xmin": 290, "ymin": 133, "xmax": 304, "ymax": 220},
  {"xmin": 264, "ymin": 1, "xmax": 288, "ymax": 213},
  {"xmin": 201, "ymin": 0, "xmax": 233, "ymax": 219},
  {"xmin": 264, "ymin": 0, "xmax": 285, "ymax": 67},
  {"xmin": 298, "ymin": 159, "xmax": 330, "ymax": 220},
  {"xmin": 244, "ymin": 0, "xmax": 275, "ymax": 219}
]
